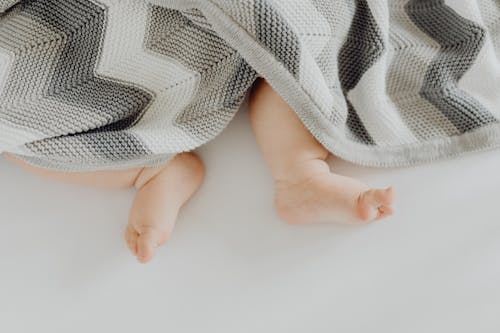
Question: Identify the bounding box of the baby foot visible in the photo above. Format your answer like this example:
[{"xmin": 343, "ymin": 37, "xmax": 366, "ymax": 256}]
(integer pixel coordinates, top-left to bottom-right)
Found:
[
  {"xmin": 274, "ymin": 160, "xmax": 395, "ymax": 225},
  {"xmin": 125, "ymin": 153, "xmax": 204, "ymax": 263},
  {"xmin": 125, "ymin": 212, "xmax": 173, "ymax": 264}
]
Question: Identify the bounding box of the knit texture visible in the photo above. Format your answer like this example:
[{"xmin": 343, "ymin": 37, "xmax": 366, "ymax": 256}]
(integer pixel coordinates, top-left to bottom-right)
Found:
[
  {"xmin": 2, "ymin": 0, "xmax": 500, "ymax": 171},
  {"xmin": 0, "ymin": 0, "xmax": 19, "ymax": 13}
]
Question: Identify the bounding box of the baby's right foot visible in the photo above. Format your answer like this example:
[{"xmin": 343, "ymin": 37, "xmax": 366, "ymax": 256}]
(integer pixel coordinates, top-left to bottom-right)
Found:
[
  {"xmin": 274, "ymin": 159, "xmax": 395, "ymax": 225},
  {"xmin": 125, "ymin": 153, "xmax": 204, "ymax": 263}
]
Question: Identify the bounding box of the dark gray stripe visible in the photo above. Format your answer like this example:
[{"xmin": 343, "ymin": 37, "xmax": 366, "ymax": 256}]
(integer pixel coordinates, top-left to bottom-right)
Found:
[
  {"xmin": 20, "ymin": 0, "xmax": 152, "ymax": 159},
  {"xmin": 26, "ymin": 131, "xmax": 150, "ymax": 162},
  {"xmin": 222, "ymin": 59, "xmax": 257, "ymax": 109},
  {"xmin": 254, "ymin": 0, "xmax": 301, "ymax": 78},
  {"xmin": 338, "ymin": 0, "xmax": 383, "ymax": 145},
  {"xmin": 25, "ymin": 0, "xmax": 152, "ymax": 128},
  {"xmin": 405, "ymin": 0, "xmax": 498, "ymax": 133},
  {"xmin": 0, "ymin": 0, "xmax": 20, "ymax": 14}
]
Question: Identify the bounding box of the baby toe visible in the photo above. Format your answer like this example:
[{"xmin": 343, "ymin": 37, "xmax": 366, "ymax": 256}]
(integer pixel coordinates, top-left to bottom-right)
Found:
[
  {"xmin": 362, "ymin": 188, "xmax": 394, "ymax": 206},
  {"xmin": 379, "ymin": 187, "xmax": 395, "ymax": 205},
  {"xmin": 375, "ymin": 205, "xmax": 395, "ymax": 220},
  {"xmin": 357, "ymin": 188, "xmax": 394, "ymax": 222},
  {"xmin": 136, "ymin": 227, "xmax": 169, "ymax": 264}
]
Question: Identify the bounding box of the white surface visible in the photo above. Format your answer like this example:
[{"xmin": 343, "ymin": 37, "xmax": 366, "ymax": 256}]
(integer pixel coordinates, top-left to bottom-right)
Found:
[{"xmin": 0, "ymin": 106, "xmax": 499, "ymax": 333}]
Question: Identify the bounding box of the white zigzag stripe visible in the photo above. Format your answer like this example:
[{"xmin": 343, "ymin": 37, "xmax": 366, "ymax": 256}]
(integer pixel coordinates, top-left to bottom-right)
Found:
[{"xmin": 92, "ymin": 0, "xmax": 200, "ymax": 154}]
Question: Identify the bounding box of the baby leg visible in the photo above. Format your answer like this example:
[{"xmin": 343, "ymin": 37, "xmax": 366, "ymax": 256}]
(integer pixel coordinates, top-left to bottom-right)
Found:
[
  {"xmin": 249, "ymin": 79, "xmax": 394, "ymax": 224},
  {"xmin": 5, "ymin": 152, "xmax": 204, "ymax": 263}
]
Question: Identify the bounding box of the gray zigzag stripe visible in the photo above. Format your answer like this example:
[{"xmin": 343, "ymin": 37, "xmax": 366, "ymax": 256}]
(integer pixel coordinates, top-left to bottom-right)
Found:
[
  {"xmin": 0, "ymin": 0, "xmax": 19, "ymax": 13},
  {"xmin": 25, "ymin": 0, "xmax": 151, "ymax": 131},
  {"xmin": 223, "ymin": 60, "xmax": 257, "ymax": 109},
  {"xmin": 147, "ymin": 6, "xmax": 257, "ymax": 141},
  {"xmin": 338, "ymin": 0, "xmax": 383, "ymax": 145},
  {"xmin": 17, "ymin": 0, "xmax": 152, "ymax": 161},
  {"xmin": 27, "ymin": 130, "xmax": 150, "ymax": 163},
  {"xmin": 405, "ymin": 0, "xmax": 498, "ymax": 133},
  {"xmin": 0, "ymin": 8, "xmax": 73, "ymax": 134},
  {"xmin": 254, "ymin": 0, "xmax": 301, "ymax": 78}
]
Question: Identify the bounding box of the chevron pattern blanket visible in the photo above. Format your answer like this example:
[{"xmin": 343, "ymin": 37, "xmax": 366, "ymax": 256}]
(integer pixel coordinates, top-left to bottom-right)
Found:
[{"xmin": 1, "ymin": 0, "xmax": 500, "ymax": 171}]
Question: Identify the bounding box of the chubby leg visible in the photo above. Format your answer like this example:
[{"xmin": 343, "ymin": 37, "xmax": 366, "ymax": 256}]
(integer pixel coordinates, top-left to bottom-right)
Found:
[
  {"xmin": 248, "ymin": 79, "xmax": 395, "ymax": 224},
  {"xmin": 4, "ymin": 152, "xmax": 204, "ymax": 263}
]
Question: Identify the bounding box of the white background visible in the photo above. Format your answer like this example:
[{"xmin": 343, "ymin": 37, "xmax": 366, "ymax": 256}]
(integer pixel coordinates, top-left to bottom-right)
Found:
[{"xmin": 0, "ymin": 105, "xmax": 499, "ymax": 332}]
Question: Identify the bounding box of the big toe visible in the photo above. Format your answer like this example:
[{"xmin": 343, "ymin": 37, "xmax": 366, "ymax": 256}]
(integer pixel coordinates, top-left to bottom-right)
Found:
[
  {"xmin": 357, "ymin": 187, "xmax": 395, "ymax": 222},
  {"xmin": 128, "ymin": 225, "xmax": 169, "ymax": 264}
]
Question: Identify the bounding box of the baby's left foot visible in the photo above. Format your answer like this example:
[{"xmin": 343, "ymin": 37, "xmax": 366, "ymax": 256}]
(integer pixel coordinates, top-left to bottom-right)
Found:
[{"xmin": 274, "ymin": 159, "xmax": 395, "ymax": 225}]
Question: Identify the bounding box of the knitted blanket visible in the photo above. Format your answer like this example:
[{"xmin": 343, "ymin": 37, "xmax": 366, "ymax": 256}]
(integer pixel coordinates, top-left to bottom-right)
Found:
[{"xmin": 2, "ymin": 0, "xmax": 500, "ymax": 171}]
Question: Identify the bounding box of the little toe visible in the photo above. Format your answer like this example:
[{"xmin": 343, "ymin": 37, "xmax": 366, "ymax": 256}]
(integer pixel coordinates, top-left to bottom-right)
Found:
[{"xmin": 136, "ymin": 226, "xmax": 169, "ymax": 264}]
